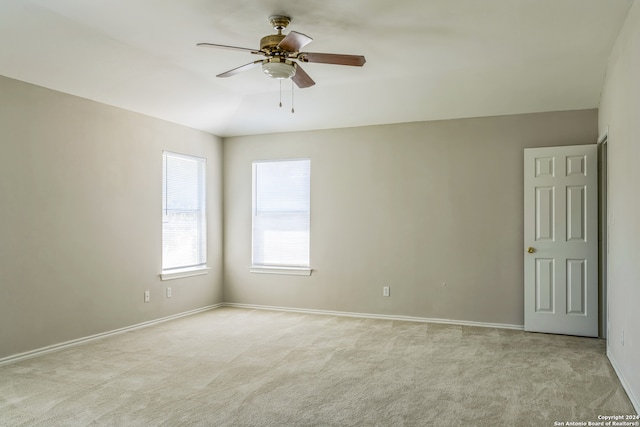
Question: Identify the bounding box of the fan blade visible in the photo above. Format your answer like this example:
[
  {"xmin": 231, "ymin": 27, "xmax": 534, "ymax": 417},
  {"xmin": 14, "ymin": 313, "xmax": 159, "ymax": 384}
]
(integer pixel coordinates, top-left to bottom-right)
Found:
[
  {"xmin": 216, "ymin": 60, "xmax": 264, "ymax": 78},
  {"xmin": 292, "ymin": 63, "xmax": 315, "ymax": 88},
  {"xmin": 277, "ymin": 31, "xmax": 313, "ymax": 52},
  {"xmin": 298, "ymin": 52, "xmax": 366, "ymax": 66},
  {"xmin": 197, "ymin": 43, "xmax": 265, "ymax": 55}
]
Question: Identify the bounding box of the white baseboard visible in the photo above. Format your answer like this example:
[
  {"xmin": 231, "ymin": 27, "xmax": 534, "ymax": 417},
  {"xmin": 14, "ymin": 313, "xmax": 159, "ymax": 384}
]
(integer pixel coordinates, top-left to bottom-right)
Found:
[
  {"xmin": 608, "ymin": 350, "xmax": 640, "ymax": 414},
  {"xmin": 222, "ymin": 302, "xmax": 525, "ymax": 331},
  {"xmin": 0, "ymin": 304, "xmax": 222, "ymax": 366},
  {"xmin": 0, "ymin": 302, "xmax": 526, "ymax": 367}
]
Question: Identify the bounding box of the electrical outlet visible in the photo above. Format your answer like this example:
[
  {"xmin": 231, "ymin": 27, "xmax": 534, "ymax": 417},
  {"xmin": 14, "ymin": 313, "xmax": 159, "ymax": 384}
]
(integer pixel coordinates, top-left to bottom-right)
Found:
[
  {"xmin": 383, "ymin": 286, "xmax": 390, "ymax": 297},
  {"xmin": 144, "ymin": 290, "xmax": 150, "ymax": 303},
  {"xmin": 166, "ymin": 287, "xmax": 172, "ymax": 298}
]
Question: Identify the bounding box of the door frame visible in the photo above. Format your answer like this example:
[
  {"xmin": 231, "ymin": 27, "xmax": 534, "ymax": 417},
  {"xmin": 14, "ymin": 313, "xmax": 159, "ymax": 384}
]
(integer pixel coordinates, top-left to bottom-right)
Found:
[{"xmin": 597, "ymin": 128, "xmax": 609, "ymax": 339}]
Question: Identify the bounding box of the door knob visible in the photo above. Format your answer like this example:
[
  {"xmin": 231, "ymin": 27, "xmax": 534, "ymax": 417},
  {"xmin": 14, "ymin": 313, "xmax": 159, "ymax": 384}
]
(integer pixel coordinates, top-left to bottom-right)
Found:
[{"xmin": 527, "ymin": 247, "xmax": 536, "ymax": 253}]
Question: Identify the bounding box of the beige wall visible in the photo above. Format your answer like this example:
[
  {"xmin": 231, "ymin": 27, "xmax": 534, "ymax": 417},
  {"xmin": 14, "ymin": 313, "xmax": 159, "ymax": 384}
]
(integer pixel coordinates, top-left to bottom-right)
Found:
[
  {"xmin": 599, "ymin": 0, "xmax": 640, "ymax": 411},
  {"xmin": 224, "ymin": 110, "xmax": 597, "ymax": 326},
  {"xmin": 0, "ymin": 75, "xmax": 223, "ymax": 359}
]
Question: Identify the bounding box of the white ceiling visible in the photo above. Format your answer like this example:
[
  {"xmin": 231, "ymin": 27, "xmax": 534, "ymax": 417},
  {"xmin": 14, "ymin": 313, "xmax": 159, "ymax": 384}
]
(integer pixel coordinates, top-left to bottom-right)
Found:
[{"xmin": 0, "ymin": 0, "xmax": 634, "ymax": 137}]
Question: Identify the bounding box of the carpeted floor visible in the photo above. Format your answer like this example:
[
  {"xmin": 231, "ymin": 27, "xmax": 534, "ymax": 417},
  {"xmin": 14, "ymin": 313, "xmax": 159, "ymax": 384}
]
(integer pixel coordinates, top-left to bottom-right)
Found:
[{"xmin": 0, "ymin": 307, "xmax": 635, "ymax": 426}]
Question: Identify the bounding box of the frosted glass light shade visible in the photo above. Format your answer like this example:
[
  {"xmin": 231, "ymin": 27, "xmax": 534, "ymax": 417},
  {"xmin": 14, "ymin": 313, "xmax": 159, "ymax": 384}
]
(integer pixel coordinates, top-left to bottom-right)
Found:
[{"xmin": 262, "ymin": 61, "xmax": 296, "ymax": 79}]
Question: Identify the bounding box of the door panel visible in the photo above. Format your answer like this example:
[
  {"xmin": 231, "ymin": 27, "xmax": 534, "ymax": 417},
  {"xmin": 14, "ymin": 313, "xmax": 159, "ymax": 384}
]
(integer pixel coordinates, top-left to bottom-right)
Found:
[
  {"xmin": 566, "ymin": 259, "xmax": 586, "ymax": 314},
  {"xmin": 524, "ymin": 145, "xmax": 598, "ymax": 337},
  {"xmin": 536, "ymin": 187, "xmax": 555, "ymax": 240},
  {"xmin": 567, "ymin": 186, "xmax": 586, "ymax": 241},
  {"xmin": 535, "ymin": 259, "xmax": 554, "ymax": 312}
]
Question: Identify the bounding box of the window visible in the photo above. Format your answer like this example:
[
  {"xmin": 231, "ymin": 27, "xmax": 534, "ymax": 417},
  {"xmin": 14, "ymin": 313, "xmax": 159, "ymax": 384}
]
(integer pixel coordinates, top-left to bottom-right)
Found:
[
  {"xmin": 161, "ymin": 151, "xmax": 207, "ymax": 279},
  {"xmin": 251, "ymin": 159, "xmax": 311, "ymax": 275}
]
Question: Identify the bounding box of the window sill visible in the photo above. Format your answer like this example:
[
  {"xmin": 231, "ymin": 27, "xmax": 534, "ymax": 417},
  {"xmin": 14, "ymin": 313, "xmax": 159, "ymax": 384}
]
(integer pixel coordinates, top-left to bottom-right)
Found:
[
  {"xmin": 161, "ymin": 266, "xmax": 210, "ymax": 281},
  {"xmin": 249, "ymin": 266, "xmax": 312, "ymax": 276}
]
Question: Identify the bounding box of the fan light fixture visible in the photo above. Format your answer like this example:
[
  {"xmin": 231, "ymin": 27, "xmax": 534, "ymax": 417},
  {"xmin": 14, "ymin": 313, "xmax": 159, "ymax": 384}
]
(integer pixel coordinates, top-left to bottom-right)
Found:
[
  {"xmin": 198, "ymin": 14, "xmax": 366, "ymax": 112},
  {"xmin": 198, "ymin": 14, "xmax": 366, "ymax": 89},
  {"xmin": 262, "ymin": 59, "xmax": 296, "ymax": 79}
]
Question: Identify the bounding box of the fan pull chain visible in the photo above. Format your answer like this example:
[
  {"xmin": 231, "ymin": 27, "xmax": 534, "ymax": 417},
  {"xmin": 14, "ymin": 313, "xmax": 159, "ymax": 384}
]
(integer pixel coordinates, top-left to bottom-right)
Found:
[
  {"xmin": 279, "ymin": 80, "xmax": 282, "ymax": 108},
  {"xmin": 291, "ymin": 80, "xmax": 295, "ymax": 114}
]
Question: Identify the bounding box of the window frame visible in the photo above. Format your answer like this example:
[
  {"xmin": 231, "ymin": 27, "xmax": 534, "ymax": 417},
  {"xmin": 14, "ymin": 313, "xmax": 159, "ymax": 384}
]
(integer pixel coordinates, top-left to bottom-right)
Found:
[
  {"xmin": 160, "ymin": 150, "xmax": 209, "ymax": 281},
  {"xmin": 250, "ymin": 158, "xmax": 312, "ymax": 276}
]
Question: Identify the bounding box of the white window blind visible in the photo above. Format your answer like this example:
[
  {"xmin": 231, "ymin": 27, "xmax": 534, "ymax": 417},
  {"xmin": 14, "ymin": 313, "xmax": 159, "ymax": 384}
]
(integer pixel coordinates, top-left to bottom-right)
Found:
[
  {"xmin": 162, "ymin": 151, "xmax": 206, "ymax": 272},
  {"xmin": 252, "ymin": 159, "xmax": 310, "ymax": 268}
]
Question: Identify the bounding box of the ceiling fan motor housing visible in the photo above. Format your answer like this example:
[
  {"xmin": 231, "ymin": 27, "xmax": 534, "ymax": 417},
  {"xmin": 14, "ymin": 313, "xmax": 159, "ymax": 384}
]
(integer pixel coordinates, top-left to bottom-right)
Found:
[
  {"xmin": 260, "ymin": 34, "xmax": 286, "ymax": 51},
  {"xmin": 261, "ymin": 15, "xmax": 291, "ymax": 52}
]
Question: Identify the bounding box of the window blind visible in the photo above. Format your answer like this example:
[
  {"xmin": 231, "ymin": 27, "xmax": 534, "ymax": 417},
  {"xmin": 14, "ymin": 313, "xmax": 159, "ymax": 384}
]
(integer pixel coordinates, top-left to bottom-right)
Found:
[
  {"xmin": 252, "ymin": 159, "xmax": 310, "ymax": 268},
  {"xmin": 162, "ymin": 151, "xmax": 206, "ymax": 271}
]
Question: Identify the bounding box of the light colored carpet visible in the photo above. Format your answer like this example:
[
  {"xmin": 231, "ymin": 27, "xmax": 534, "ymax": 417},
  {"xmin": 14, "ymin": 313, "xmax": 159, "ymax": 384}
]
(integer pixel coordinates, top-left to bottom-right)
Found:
[{"xmin": 0, "ymin": 307, "xmax": 634, "ymax": 426}]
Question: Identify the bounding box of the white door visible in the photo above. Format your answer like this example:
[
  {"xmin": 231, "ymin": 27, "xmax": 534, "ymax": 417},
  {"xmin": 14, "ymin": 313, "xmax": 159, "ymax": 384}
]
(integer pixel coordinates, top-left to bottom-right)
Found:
[{"xmin": 524, "ymin": 145, "xmax": 598, "ymax": 337}]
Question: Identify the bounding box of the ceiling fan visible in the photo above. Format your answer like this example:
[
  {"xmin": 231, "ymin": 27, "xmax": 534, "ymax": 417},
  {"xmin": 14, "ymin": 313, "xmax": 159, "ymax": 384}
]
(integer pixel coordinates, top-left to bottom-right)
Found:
[{"xmin": 197, "ymin": 15, "xmax": 366, "ymax": 88}]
